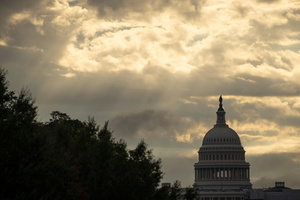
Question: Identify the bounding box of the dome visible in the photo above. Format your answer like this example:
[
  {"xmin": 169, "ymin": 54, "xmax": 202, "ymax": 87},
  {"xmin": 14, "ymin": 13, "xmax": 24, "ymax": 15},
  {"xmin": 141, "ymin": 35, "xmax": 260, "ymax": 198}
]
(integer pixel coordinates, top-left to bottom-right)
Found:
[
  {"xmin": 202, "ymin": 126, "xmax": 241, "ymax": 146},
  {"xmin": 202, "ymin": 95, "xmax": 241, "ymax": 146},
  {"xmin": 194, "ymin": 96, "xmax": 252, "ymax": 192}
]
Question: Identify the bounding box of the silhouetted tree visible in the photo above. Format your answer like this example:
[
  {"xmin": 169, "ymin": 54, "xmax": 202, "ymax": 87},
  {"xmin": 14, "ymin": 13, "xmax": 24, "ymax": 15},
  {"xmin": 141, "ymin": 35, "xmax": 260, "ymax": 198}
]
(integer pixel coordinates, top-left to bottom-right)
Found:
[
  {"xmin": 169, "ymin": 180, "xmax": 182, "ymax": 200},
  {"xmin": 0, "ymin": 67, "xmax": 164, "ymax": 200},
  {"xmin": 153, "ymin": 184, "xmax": 171, "ymax": 200},
  {"xmin": 183, "ymin": 186, "xmax": 200, "ymax": 200},
  {"xmin": 0, "ymin": 68, "xmax": 44, "ymax": 199}
]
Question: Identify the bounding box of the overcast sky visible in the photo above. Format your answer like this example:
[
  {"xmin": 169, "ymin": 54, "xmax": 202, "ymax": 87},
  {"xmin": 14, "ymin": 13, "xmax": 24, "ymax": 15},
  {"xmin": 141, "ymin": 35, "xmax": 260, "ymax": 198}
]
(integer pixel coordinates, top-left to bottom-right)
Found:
[{"xmin": 1, "ymin": 0, "xmax": 300, "ymax": 188}]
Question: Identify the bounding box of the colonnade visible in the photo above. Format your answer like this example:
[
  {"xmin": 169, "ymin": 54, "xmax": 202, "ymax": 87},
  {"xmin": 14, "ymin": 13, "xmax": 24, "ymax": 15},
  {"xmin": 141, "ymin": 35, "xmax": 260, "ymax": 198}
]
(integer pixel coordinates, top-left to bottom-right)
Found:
[
  {"xmin": 195, "ymin": 167, "xmax": 250, "ymax": 181},
  {"xmin": 199, "ymin": 153, "xmax": 245, "ymax": 161}
]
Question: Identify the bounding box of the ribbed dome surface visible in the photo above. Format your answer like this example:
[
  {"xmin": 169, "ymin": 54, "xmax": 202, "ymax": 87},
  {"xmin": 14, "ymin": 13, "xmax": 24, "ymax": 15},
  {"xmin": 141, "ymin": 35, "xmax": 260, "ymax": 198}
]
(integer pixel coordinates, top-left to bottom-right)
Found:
[{"xmin": 202, "ymin": 125, "xmax": 241, "ymax": 146}]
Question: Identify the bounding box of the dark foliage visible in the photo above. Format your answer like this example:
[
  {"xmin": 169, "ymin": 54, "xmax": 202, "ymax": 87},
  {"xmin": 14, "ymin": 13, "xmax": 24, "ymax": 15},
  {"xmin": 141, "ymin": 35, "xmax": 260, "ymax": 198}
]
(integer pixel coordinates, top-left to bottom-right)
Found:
[
  {"xmin": 183, "ymin": 186, "xmax": 200, "ymax": 200},
  {"xmin": 0, "ymin": 68, "xmax": 164, "ymax": 200},
  {"xmin": 153, "ymin": 181, "xmax": 200, "ymax": 200}
]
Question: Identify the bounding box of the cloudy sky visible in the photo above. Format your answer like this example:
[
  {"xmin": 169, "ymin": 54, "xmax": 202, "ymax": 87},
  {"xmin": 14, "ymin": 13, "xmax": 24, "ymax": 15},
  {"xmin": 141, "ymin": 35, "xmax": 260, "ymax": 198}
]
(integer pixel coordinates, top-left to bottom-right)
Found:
[{"xmin": 1, "ymin": 0, "xmax": 300, "ymax": 188}]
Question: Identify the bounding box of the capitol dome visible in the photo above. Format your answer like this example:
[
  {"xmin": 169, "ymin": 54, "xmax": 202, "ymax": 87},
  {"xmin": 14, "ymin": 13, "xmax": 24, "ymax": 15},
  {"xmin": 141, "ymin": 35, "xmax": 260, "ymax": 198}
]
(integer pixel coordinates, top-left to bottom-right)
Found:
[
  {"xmin": 202, "ymin": 127, "xmax": 241, "ymax": 146},
  {"xmin": 202, "ymin": 95, "xmax": 241, "ymax": 146},
  {"xmin": 194, "ymin": 95, "xmax": 252, "ymax": 197}
]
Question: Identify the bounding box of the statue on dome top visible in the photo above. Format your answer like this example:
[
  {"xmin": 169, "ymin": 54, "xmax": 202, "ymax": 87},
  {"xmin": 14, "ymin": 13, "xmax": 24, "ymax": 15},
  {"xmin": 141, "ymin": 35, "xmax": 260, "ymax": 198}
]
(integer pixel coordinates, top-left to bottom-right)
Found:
[{"xmin": 218, "ymin": 95, "xmax": 224, "ymax": 111}]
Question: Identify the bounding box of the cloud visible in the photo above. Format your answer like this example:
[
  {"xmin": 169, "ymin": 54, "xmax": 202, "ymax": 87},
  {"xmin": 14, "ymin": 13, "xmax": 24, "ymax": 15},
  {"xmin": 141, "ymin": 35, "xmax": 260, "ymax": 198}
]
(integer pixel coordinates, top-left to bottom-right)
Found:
[
  {"xmin": 109, "ymin": 109, "xmax": 206, "ymax": 144},
  {"xmin": 0, "ymin": 0, "xmax": 47, "ymax": 24},
  {"xmin": 248, "ymin": 153, "xmax": 300, "ymax": 188},
  {"xmin": 2, "ymin": 0, "xmax": 300, "ymax": 189},
  {"xmin": 110, "ymin": 109, "xmax": 181, "ymax": 137},
  {"xmin": 0, "ymin": 0, "xmax": 49, "ymax": 46},
  {"xmin": 256, "ymin": 0, "xmax": 280, "ymax": 4},
  {"xmin": 87, "ymin": 0, "xmax": 204, "ymax": 21}
]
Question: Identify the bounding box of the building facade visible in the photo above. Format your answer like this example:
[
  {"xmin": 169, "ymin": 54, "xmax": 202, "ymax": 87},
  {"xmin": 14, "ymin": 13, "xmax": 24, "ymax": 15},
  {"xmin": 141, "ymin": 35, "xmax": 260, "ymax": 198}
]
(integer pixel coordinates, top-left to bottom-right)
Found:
[{"xmin": 194, "ymin": 96, "xmax": 252, "ymax": 200}]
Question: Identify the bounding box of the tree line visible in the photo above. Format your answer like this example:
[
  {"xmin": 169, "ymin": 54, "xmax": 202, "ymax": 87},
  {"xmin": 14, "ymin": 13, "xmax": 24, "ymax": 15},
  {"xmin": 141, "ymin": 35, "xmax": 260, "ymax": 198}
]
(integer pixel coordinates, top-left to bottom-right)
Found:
[{"xmin": 0, "ymin": 68, "xmax": 198, "ymax": 200}]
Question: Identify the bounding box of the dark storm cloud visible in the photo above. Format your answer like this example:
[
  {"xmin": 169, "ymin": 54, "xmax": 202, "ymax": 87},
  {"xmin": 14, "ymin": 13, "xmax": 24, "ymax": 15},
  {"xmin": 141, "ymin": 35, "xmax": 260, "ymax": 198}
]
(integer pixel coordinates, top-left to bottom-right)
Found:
[
  {"xmin": 256, "ymin": 0, "xmax": 280, "ymax": 4},
  {"xmin": 109, "ymin": 109, "xmax": 198, "ymax": 141},
  {"xmin": 0, "ymin": 0, "xmax": 49, "ymax": 40},
  {"xmin": 0, "ymin": 0, "xmax": 46, "ymax": 23},
  {"xmin": 87, "ymin": 0, "xmax": 204, "ymax": 20},
  {"xmin": 87, "ymin": 0, "xmax": 168, "ymax": 17},
  {"xmin": 110, "ymin": 109, "xmax": 180, "ymax": 137},
  {"xmin": 248, "ymin": 153, "xmax": 300, "ymax": 188},
  {"xmin": 3, "ymin": 20, "xmax": 73, "ymax": 60}
]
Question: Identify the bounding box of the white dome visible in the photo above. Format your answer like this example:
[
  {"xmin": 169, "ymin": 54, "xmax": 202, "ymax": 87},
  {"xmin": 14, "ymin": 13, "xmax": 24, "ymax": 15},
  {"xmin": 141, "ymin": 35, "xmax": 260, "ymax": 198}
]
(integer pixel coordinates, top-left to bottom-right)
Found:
[
  {"xmin": 194, "ymin": 96, "xmax": 252, "ymax": 192},
  {"xmin": 202, "ymin": 126, "xmax": 241, "ymax": 146}
]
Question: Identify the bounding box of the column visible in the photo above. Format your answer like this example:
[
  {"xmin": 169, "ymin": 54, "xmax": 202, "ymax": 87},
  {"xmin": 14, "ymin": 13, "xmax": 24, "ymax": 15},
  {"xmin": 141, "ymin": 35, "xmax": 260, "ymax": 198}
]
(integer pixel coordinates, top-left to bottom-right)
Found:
[
  {"xmin": 240, "ymin": 168, "xmax": 243, "ymax": 180},
  {"xmin": 208, "ymin": 168, "xmax": 210, "ymax": 180},
  {"xmin": 207, "ymin": 168, "xmax": 209, "ymax": 180},
  {"xmin": 242, "ymin": 168, "xmax": 245, "ymax": 180},
  {"xmin": 240, "ymin": 168, "xmax": 242, "ymax": 180},
  {"xmin": 221, "ymin": 168, "xmax": 224, "ymax": 180},
  {"xmin": 226, "ymin": 168, "xmax": 229, "ymax": 179},
  {"xmin": 213, "ymin": 168, "xmax": 215, "ymax": 179},
  {"xmin": 200, "ymin": 168, "xmax": 203, "ymax": 180},
  {"xmin": 248, "ymin": 168, "xmax": 250, "ymax": 180},
  {"xmin": 233, "ymin": 168, "xmax": 236, "ymax": 179}
]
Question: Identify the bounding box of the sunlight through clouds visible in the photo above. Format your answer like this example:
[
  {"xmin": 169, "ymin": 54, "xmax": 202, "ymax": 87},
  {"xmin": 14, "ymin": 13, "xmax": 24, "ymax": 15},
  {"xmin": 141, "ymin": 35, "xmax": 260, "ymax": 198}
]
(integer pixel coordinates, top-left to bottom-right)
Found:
[{"xmin": 1, "ymin": 0, "xmax": 300, "ymax": 188}]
